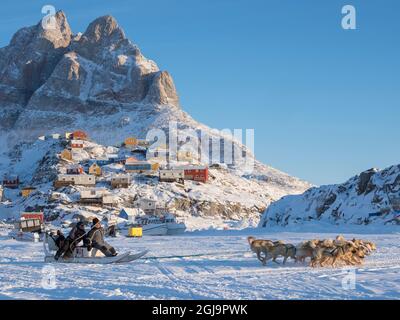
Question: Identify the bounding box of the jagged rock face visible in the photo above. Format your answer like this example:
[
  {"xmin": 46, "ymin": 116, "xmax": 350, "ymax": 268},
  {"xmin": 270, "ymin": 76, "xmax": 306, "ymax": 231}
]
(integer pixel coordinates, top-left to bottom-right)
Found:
[
  {"xmin": 146, "ymin": 71, "xmax": 180, "ymax": 106},
  {"xmin": 0, "ymin": 11, "xmax": 72, "ymax": 107},
  {"xmin": 260, "ymin": 165, "xmax": 400, "ymax": 227},
  {"xmin": 0, "ymin": 12, "xmax": 179, "ymax": 134}
]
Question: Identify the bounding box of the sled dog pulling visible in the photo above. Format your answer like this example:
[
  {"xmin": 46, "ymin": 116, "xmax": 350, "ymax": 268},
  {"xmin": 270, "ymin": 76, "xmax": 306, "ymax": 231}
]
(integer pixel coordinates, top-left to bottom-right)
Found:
[
  {"xmin": 247, "ymin": 235, "xmax": 376, "ymax": 268},
  {"xmin": 44, "ymin": 218, "xmax": 148, "ymax": 264}
]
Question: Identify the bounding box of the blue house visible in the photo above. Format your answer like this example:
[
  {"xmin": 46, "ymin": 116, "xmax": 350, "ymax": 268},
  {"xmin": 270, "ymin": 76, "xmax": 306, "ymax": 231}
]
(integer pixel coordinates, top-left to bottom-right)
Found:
[{"xmin": 119, "ymin": 208, "xmax": 140, "ymax": 220}]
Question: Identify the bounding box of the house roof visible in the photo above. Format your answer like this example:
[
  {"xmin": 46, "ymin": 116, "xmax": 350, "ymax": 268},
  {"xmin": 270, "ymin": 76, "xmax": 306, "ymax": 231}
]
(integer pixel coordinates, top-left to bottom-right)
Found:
[
  {"xmin": 72, "ymin": 130, "xmax": 88, "ymax": 138},
  {"xmin": 22, "ymin": 186, "xmax": 36, "ymax": 190},
  {"xmin": 67, "ymin": 164, "xmax": 82, "ymax": 169},
  {"xmin": 126, "ymin": 157, "xmax": 139, "ymax": 163},
  {"xmin": 120, "ymin": 208, "xmax": 142, "ymax": 217},
  {"xmin": 173, "ymin": 165, "xmax": 208, "ymax": 170},
  {"xmin": 90, "ymin": 163, "xmax": 101, "ymax": 167}
]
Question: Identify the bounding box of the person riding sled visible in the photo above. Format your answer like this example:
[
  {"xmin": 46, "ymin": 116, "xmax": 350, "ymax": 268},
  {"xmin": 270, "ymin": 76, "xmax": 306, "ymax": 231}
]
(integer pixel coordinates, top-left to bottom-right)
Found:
[
  {"xmin": 84, "ymin": 218, "xmax": 118, "ymax": 257},
  {"xmin": 54, "ymin": 221, "xmax": 86, "ymax": 260}
]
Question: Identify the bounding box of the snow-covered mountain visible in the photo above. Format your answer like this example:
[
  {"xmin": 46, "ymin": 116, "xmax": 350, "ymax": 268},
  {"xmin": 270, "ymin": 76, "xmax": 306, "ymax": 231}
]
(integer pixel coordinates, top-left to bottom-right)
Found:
[
  {"xmin": 259, "ymin": 165, "xmax": 400, "ymax": 227},
  {"xmin": 0, "ymin": 12, "xmax": 311, "ymax": 225}
]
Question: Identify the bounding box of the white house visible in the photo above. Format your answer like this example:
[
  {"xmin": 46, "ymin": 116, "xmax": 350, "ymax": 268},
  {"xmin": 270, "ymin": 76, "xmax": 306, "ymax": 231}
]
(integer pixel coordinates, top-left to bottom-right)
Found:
[
  {"xmin": 55, "ymin": 174, "xmax": 96, "ymax": 188},
  {"xmin": 111, "ymin": 174, "xmax": 131, "ymax": 188},
  {"xmin": 79, "ymin": 188, "xmax": 116, "ymax": 206},
  {"xmin": 159, "ymin": 169, "xmax": 184, "ymax": 183},
  {"xmin": 135, "ymin": 198, "xmax": 157, "ymax": 214}
]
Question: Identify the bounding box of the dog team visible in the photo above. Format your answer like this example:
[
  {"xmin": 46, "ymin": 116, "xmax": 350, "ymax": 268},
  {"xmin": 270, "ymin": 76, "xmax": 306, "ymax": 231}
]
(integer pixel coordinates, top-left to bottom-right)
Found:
[{"xmin": 247, "ymin": 235, "xmax": 376, "ymax": 268}]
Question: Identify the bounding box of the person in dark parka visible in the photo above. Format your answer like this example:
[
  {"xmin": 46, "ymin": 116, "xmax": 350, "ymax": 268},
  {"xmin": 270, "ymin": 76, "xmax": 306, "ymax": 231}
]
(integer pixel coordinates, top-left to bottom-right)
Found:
[
  {"xmin": 54, "ymin": 221, "xmax": 86, "ymax": 260},
  {"xmin": 85, "ymin": 218, "xmax": 117, "ymax": 257},
  {"xmin": 54, "ymin": 230, "xmax": 65, "ymax": 249}
]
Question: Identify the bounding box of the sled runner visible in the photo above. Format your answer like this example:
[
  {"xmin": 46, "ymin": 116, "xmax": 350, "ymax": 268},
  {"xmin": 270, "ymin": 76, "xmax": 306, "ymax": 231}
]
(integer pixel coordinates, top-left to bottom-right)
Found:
[{"xmin": 43, "ymin": 232, "xmax": 148, "ymax": 264}]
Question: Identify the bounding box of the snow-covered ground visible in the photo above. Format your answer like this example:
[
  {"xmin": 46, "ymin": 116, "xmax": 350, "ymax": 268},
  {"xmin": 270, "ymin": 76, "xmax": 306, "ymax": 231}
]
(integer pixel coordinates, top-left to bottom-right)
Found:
[{"xmin": 0, "ymin": 227, "xmax": 399, "ymax": 300}]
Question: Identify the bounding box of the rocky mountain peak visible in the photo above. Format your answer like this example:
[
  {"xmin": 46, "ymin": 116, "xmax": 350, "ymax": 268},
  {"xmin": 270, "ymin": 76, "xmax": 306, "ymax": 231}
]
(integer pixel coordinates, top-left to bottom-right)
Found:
[
  {"xmin": 38, "ymin": 10, "xmax": 72, "ymax": 49},
  {"xmin": 0, "ymin": 12, "xmax": 182, "ymax": 134},
  {"xmin": 0, "ymin": 10, "xmax": 72, "ymax": 110},
  {"xmin": 83, "ymin": 15, "xmax": 125, "ymax": 43}
]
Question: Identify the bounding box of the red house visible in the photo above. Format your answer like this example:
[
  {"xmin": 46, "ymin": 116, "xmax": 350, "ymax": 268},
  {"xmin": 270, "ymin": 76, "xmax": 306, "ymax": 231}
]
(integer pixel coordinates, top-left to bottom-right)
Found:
[
  {"xmin": 21, "ymin": 212, "xmax": 44, "ymax": 224},
  {"xmin": 3, "ymin": 175, "xmax": 20, "ymax": 189},
  {"xmin": 72, "ymin": 130, "xmax": 88, "ymax": 141},
  {"xmin": 180, "ymin": 166, "xmax": 209, "ymax": 183},
  {"xmin": 66, "ymin": 165, "xmax": 84, "ymax": 175}
]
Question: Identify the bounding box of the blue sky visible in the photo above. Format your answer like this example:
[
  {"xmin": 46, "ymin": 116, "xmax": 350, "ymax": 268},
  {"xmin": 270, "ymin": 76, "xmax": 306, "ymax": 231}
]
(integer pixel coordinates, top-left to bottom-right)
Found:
[{"xmin": 0, "ymin": 0, "xmax": 399, "ymax": 185}]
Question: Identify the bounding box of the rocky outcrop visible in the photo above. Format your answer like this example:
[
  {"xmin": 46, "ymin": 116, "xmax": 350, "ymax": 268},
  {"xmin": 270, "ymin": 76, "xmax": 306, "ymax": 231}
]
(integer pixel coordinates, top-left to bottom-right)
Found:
[
  {"xmin": 260, "ymin": 165, "xmax": 400, "ymax": 227},
  {"xmin": 146, "ymin": 71, "xmax": 180, "ymax": 106}
]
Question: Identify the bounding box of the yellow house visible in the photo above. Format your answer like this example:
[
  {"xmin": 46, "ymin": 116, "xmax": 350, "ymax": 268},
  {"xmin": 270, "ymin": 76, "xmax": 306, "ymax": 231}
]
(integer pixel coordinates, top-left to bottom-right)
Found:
[
  {"xmin": 151, "ymin": 162, "xmax": 160, "ymax": 171},
  {"xmin": 60, "ymin": 149, "xmax": 73, "ymax": 161},
  {"xmin": 124, "ymin": 137, "xmax": 138, "ymax": 147},
  {"xmin": 21, "ymin": 187, "xmax": 36, "ymax": 197},
  {"xmin": 89, "ymin": 163, "xmax": 102, "ymax": 176},
  {"xmin": 177, "ymin": 151, "xmax": 193, "ymax": 162}
]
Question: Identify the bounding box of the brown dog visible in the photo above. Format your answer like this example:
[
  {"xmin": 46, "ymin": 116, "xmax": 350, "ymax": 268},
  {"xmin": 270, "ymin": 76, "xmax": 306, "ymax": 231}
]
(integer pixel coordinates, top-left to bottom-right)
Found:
[{"xmin": 247, "ymin": 236, "xmax": 274, "ymax": 265}]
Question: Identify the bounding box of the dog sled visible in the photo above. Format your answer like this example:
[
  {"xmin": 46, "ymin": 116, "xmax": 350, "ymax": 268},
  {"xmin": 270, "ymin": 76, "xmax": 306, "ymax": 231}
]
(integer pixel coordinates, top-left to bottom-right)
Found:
[{"xmin": 43, "ymin": 232, "xmax": 148, "ymax": 264}]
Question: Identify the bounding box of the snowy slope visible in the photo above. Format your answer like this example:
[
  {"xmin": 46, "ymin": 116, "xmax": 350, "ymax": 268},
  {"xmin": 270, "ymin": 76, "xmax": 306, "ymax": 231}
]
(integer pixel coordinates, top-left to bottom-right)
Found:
[{"xmin": 260, "ymin": 165, "xmax": 400, "ymax": 227}]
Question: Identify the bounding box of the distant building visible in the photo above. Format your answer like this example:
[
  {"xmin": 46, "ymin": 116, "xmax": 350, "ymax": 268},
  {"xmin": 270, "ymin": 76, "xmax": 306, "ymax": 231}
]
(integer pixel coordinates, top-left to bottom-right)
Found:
[
  {"xmin": 119, "ymin": 208, "xmax": 143, "ymax": 221},
  {"xmin": 159, "ymin": 169, "xmax": 184, "ymax": 183},
  {"xmin": 124, "ymin": 137, "xmax": 138, "ymax": 149},
  {"xmin": 79, "ymin": 189, "xmax": 116, "ymax": 207},
  {"xmin": 135, "ymin": 198, "xmax": 157, "ymax": 214},
  {"xmin": 71, "ymin": 140, "xmax": 84, "ymax": 149},
  {"xmin": 0, "ymin": 185, "xmax": 4, "ymax": 202},
  {"xmin": 21, "ymin": 186, "xmax": 37, "ymax": 198},
  {"xmin": 88, "ymin": 158, "xmax": 111, "ymax": 166},
  {"xmin": 72, "ymin": 130, "xmax": 88, "ymax": 141},
  {"xmin": 2, "ymin": 175, "xmax": 20, "ymax": 189},
  {"xmin": 175, "ymin": 165, "xmax": 209, "ymax": 183},
  {"xmin": 125, "ymin": 157, "xmax": 153, "ymax": 173},
  {"xmin": 89, "ymin": 163, "xmax": 102, "ymax": 176},
  {"xmin": 107, "ymin": 154, "xmax": 119, "ymax": 163},
  {"xmin": 21, "ymin": 211, "xmax": 44, "ymax": 224},
  {"xmin": 111, "ymin": 174, "xmax": 131, "ymax": 189},
  {"xmin": 177, "ymin": 150, "xmax": 194, "ymax": 162},
  {"xmin": 60, "ymin": 149, "xmax": 73, "ymax": 161},
  {"xmin": 54, "ymin": 174, "xmax": 96, "ymax": 188},
  {"xmin": 66, "ymin": 165, "xmax": 84, "ymax": 175}
]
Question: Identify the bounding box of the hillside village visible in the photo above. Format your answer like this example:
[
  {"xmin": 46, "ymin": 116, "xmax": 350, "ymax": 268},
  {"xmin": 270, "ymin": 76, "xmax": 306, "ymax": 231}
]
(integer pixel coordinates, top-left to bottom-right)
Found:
[{"xmin": 0, "ymin": 129, "xmax": 290, "ymax": 231}]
